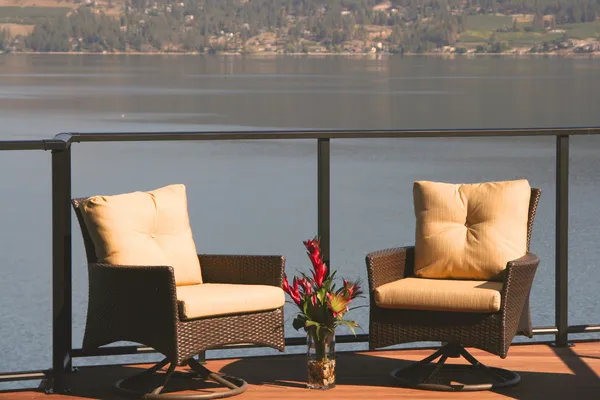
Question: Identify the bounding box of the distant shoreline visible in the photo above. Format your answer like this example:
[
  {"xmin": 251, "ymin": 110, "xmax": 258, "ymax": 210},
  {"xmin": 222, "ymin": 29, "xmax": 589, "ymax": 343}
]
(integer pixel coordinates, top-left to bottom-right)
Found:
[{"xmin": 4, "ymin": 50, "xmax": 600, "ymax": 58}]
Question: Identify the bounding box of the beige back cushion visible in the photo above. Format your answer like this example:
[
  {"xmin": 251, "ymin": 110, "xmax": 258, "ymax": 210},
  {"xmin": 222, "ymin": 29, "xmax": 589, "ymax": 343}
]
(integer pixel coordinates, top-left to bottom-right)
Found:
[
  {"xmin": 413, "ymin": 179, "xmax": 531, "ymax": 281},
  {"xmin": 79, "ymin": 184, "xmax": 203, "ymax": 286}
]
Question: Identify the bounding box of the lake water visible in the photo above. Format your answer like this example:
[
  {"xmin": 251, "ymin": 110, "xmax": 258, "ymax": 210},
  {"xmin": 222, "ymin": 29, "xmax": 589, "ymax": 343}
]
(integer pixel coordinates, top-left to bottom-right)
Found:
[{"xmin": 0, "ymin": 54, "xmax": 599, "ymax": 381}]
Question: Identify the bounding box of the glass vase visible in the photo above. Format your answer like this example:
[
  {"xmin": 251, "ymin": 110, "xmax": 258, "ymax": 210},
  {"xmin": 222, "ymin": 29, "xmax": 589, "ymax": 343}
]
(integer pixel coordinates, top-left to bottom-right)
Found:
[{"xmin": 306, "ymin": 331, "xmax": 336, "ymax": 390}]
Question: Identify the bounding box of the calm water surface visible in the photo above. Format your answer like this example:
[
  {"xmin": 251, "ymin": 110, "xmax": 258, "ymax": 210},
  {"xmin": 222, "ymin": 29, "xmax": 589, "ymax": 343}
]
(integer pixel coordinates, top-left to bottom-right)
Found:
[{"xmin": 0, "ymin": 55, "xmax": 599, "ymax": 378}]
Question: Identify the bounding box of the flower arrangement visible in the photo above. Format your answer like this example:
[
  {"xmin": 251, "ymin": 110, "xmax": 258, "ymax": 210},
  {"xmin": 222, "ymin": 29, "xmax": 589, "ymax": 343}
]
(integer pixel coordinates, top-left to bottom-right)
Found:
[
  {"xmin": 283, "ymin": 236, "xmax": 363, "ymax": 337},
  {"xmin": 282, "ymin": 236, "xmax": 363, "ymax": 389}
]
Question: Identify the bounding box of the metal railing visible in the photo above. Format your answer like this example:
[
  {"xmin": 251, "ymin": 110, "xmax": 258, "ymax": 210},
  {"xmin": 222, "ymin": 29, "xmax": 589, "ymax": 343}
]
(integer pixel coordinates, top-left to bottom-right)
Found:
[{"xmin": 2, "ymin": 127, "xmax": 600, "ymax": 392}]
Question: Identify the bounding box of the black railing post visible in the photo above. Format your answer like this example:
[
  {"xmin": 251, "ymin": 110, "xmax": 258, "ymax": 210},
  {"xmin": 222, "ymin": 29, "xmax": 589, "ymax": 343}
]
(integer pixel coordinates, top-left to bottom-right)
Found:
[
  {"xmin": 317, "ymin": 138, "xmax": 331, "ymax": 266},
  {"xmin": 51, "ymin": 146, "xmax": 72, "ymax": 392},
  {"xmin": 555, "ymin": 135, "xmax": 569, "ymax": 347}
]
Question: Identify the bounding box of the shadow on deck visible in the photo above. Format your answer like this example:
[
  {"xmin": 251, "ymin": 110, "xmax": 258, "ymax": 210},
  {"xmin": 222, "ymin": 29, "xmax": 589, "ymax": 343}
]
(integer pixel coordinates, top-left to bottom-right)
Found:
[{"xmin": 2, "ymin": 341, "xmax": 598, "ymax": 399}]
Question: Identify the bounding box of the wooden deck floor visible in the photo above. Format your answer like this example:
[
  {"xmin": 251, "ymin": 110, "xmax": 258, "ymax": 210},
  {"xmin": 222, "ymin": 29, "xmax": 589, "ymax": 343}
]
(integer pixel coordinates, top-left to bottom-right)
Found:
[{"xmin": 2, "ymin": 341, "xmax": 599, "ymax": 399}]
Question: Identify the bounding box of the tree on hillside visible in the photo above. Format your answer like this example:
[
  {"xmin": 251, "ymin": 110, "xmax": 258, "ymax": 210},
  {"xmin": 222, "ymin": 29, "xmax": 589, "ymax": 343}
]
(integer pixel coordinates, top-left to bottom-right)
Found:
[{"xmin": 0, "ymin": 29, "xmax": 9, "ymax": 51}]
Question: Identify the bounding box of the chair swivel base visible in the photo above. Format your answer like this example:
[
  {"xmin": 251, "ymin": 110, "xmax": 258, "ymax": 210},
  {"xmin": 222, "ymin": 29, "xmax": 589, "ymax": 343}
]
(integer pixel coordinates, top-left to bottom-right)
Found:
[
  {"xmin": 391, "ymin": 343, "xmax": 520, "ymax": 392},
  {"xmin": 115, "ymin": 357, "xmax": 247, "ymax": 399}
]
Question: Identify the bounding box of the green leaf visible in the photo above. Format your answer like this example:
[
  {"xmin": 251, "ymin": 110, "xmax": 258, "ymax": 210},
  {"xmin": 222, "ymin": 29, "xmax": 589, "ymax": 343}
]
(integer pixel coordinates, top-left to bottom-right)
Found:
[
  {"xmin": 305, "ymin": 320, "xmax": 320, "ymax": 329},
  {"xmin": 338, "ymin": 319, "xmax": 360, "ymax": 335},
  {"xmin": 317, "ymin": 288, "xmax": 326, "ymax": 304},
  {"xmin": 292, "ymin": 316, "xmax": 307, "ymax": 331}
]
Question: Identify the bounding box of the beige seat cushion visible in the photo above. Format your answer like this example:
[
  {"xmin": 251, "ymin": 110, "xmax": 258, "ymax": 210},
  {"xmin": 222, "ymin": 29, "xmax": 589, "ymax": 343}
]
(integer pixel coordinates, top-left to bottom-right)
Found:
[
  {"xmin": 176, "ymin": 283, "xmax": 285, "ymax": 320},
  {"xmin": 413, "ymin": 179, "xmax": 531, "ymax": 281},
  {"xmin": 79, "ymin": 184, "xmax": 203, "ymax": 286},
  {"xmin": 375, "ymin": 277, "xmax": 503, "ymax": 313}
]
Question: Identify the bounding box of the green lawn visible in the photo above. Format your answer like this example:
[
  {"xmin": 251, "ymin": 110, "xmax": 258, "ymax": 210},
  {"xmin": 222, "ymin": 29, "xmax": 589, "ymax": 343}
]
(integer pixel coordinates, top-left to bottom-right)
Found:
[
  {"xmin": 561, "ymin": 21, "xmax": 600, "ymax": 39},
  {"xmin": 464, "ymin": 15, "xmax": 513, "ymax": 31},
  {"xmin": 461, "ymin": 14, "xmax": 600, "ymax": 47},
  {"xmin": 456, "ymin": 31, "xmax": 491, "ymax": 43},
  {"xmin": 495, "ymin": 31, "xmax": 564, "ymax": 45}
]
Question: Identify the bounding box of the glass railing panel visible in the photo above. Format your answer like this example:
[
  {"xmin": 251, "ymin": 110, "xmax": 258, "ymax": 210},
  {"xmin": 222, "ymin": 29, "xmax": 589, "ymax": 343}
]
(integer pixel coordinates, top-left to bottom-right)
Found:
[
  {"xmin": 0, "ymin": 151, "xmax": 52, "ymax": 385},
  {"xmin": 568, "ymin": 135, "xmax": 600, "ymax": 341},
  {"xmin": 330, "ymin": 136, "xmax": 557, "ymax": 348}
]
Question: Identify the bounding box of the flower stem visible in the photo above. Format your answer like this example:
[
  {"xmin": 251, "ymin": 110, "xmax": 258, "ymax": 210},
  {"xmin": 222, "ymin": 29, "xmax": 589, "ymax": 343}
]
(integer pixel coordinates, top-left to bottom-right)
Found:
[{"xmin": 310, "ymin": 331, "xmax": 330, "ymax": 361}]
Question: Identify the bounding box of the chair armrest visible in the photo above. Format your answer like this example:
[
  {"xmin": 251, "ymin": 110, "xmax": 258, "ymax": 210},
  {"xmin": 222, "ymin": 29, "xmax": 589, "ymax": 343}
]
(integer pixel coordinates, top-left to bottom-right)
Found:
[
  {"xmin": 84, "ymin": 263, "xmax": 179, "ymax": 360},
  {"xmin": 198, "ymin": 254, "xmax": 285, "ymax": 287},
  {"xmin": 501, "ymin": 253, "xmax": 540, "ymax": 338},
  {"xmin": 502, "ymin": 253, "xmax": 540, "ymax": 299},
  {"xmin": 365, "ymin": 246, "xmax": 415, "ymax": 291}
]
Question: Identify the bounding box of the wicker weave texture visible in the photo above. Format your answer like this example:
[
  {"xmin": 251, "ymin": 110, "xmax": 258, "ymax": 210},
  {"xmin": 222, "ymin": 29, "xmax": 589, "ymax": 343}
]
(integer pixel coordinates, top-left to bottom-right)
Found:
[
  {"xmin": 502, "ymin": 254, "xmax": 540, "ymax": 344},
  {"xmin": 83, "ymin": 262, "xmax": 180, "ymax": 361},
  {"xmin": 72, "ymin": 197, "xmax": 286, "ymax": 367},
  {"xmin": 199, "ymin": 254, "xmax": 285, "ymax": 287},
  {"xmin": 366, "ymin": 188, "xmax": 542, "ymax": 358},
  {"xmin": 176, "ymin": 308, "xmax": 284, "ymax": 364},
  {"xmin": 526, "ymin": 188, "xmax": 541, "ymax": 252}
]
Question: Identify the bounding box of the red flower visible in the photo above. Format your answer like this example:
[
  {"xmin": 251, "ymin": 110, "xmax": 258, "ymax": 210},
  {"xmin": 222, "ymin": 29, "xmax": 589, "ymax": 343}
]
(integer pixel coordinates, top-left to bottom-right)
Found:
[
  {"xmin": 343, "ymin": 279, "xmax": 362, "ymax": 300},
  {"xmin": 283, "ymin": 275, "xmax": 290, "ymax": 293},
  {"xmin": 283, "ymin": 275, "xmax": 302, "ymax": 306},
  {"xmin": 299, "ymin": 277, "xmax": 313, "ymax": 295},
  {"xmin": 311, "ymin": 295, "xmax": 317, "ymax": 307},
  {"xmin": 304, "ymin": 237, "xmax": 328, "ymax": 287},
  {"xmin": 303, "ymin": 237, "xmax": 321, "ymax": 255},
  {"xmin": 290, "ymin": 277, "xmax": 302, "ymax": 305}
]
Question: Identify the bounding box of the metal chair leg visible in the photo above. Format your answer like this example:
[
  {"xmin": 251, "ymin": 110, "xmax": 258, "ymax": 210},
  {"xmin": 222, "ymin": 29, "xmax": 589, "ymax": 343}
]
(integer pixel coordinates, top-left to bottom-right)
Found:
[
  {"xmin": 149, "ymin": 363, "xmax": 177, "ymax": 396},
  {"xmin": 391, "ymin": 344, "xmax": 521, "ymax": 392},
  {"xmin": 114, "ymin": 357, "xmax": 247, "ymax": 400},
  {"xmin": 187, "ymin": 358, "xmax": 248, "ymax": 394}
]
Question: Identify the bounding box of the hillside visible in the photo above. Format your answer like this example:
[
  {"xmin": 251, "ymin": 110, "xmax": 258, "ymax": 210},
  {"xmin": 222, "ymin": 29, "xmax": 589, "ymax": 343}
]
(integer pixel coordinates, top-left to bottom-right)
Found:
[{"xmin": 0, "ymin": 0, "xmax": 598, "ymax": 55}]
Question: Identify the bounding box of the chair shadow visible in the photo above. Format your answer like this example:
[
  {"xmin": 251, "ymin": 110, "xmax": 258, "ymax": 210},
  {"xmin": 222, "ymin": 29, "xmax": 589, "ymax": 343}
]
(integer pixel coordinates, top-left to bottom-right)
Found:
[
  {"xmin": 221, "ymin": 352, "xmax": 401, "ymax": 389},
  {"xmin": 490, "ymin": 344, "xmax": 599, "ymax": 400},
  {"xmin": 0, "ymin": 365, "xmax": 224, "ymax": 400},
  {"xmin": 580, "ymin": 355, "xmax": 600, "ymax": 360},
  {"xmin": 221, "ymin": 349, "xmax": 599, "ymax": 400}
]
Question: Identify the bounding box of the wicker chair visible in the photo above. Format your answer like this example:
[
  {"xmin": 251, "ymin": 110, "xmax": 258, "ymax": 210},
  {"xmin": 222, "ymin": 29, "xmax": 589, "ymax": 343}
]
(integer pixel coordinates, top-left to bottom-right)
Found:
[
  {"xmin": 72, "ymin": 190, "xmax": 285, "ymax": 399},
  {"xmin": 366, "ymin": 184, "xmax": 541, "ymax": 391}
]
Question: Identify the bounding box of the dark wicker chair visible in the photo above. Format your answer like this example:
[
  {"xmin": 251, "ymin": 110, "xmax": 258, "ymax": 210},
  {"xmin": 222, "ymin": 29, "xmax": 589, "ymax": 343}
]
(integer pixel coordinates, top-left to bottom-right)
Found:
[
  {"xmin": 366, "ymin": 188, "xmax": 541, "ymax": 391},
  {"xmin": 72, "ymin": 197, "xmax": 285, "ymax": 399}
]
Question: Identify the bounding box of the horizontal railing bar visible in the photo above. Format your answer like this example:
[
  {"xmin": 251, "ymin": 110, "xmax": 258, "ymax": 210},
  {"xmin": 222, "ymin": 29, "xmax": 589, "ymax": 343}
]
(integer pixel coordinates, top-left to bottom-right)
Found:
[
  {"xmin": 2, "ymin": 126, "xmax": 600, "ymax": 149},
  {"xmin": 284, "ymin": 334, "xmax": 370, "ymax": 346},
  {"xmin": 568, "ymin": 324, "xmax": 600, "ymax": 333},
  {"xmin": 532, "ymin": 326, "xmax": 559, "ymax": 335},
  {"xmin": 61, "ymin": 127, "xmax": 600, "ymax": 143},
  {"xmin": 0, "ymin": 141, "xmax": 49, "ymax": 151},
  {"xmin": 71, "ymin": 346, "xmax": 155, "ymax": 357},
  {"xmin": 0, "ymin": 371, "xmax": 47, "ymax": 382},
  {"xmin": 72, "ymin": 334, "xmax": 372, "ymax": 358}
]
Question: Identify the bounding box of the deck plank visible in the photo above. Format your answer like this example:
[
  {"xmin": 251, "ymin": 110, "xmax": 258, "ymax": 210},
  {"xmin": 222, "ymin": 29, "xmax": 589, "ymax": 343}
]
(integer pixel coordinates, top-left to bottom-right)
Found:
[{"xmin": 1, "ymin": 342, "xmax": 598, "ymax": 399}]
